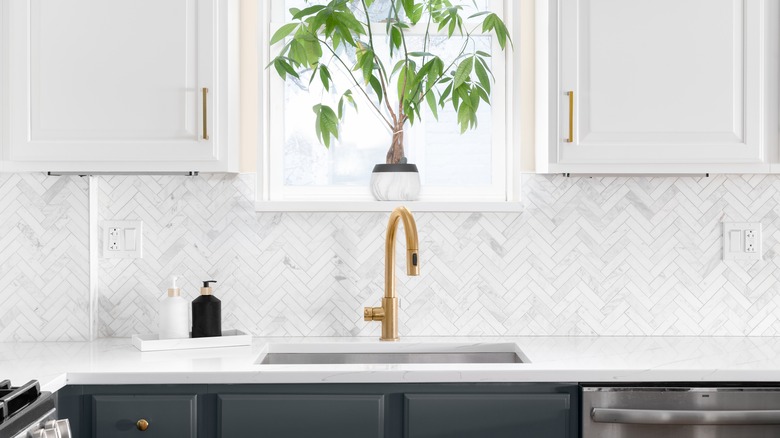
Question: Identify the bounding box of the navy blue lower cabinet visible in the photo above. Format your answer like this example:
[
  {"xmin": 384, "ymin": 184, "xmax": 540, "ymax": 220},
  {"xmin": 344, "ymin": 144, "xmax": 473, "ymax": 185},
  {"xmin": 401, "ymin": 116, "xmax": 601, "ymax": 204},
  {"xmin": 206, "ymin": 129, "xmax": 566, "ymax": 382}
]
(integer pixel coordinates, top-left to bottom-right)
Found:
[
  {"xmin": 218, "ymin": 394, "xmax": 385, "ymax": 438},
  {"xmin": 92, "ymin": 395, "xmax": 197, "ymax": 438},
  {"xmin": 404, "ymin": 393, "xmax": 571, "ymax": 438},
  {"xmin": 56, "ymin": 383, "xmax": 578, "ymax": 438}
]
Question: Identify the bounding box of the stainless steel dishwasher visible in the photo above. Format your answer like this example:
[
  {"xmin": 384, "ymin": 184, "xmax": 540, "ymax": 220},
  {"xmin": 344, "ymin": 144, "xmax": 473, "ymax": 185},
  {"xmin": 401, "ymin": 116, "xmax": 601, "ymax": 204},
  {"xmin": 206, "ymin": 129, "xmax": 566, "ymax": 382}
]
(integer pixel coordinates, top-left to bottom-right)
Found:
[{"xmin": 583, "ymin": 385, "xmax": 780, "ymax": 438}]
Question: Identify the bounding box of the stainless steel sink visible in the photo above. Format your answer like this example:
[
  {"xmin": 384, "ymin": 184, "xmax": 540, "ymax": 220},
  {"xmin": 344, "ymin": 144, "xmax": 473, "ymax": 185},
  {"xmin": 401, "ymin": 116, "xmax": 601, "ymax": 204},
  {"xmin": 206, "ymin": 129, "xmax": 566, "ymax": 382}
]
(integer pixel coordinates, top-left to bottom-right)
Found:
[{"xmin": 256, "ymin": 343, "xmax": 526, "ymax": 365}]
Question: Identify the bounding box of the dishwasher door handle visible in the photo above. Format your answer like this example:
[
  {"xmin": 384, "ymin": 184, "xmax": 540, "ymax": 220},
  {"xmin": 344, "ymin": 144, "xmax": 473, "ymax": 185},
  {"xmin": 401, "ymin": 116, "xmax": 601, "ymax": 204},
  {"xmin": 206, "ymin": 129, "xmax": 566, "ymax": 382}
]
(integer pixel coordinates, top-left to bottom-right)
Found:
[{"xmin": 592, "ymin": 408, "xmax": 780, "ymax": 425}]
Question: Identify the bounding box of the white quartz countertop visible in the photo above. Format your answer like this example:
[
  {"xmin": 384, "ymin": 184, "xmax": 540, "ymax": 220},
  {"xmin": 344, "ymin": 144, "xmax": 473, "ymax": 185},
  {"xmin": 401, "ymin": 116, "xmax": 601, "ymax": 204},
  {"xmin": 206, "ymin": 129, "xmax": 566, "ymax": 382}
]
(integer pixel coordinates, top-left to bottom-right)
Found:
[{"xmin": 4, "ymin": 336, "xmax": 780, "ymax": 393}]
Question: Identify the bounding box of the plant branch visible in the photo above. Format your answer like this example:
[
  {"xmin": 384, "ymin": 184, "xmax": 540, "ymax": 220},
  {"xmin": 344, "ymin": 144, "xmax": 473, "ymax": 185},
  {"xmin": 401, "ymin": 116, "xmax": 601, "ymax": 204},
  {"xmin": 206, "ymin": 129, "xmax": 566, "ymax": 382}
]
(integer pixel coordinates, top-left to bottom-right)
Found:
[
  {"xmin": 316, "ymin": 36, "xmax": 394, "ymax": 129},
  {"xmin": 377, "ymin": 66, "xmax": 399, "ymax": 126},
  {"xmin": 390, "ymin": 0, "xmax": 411, "ymax": 120},
  {"xmin": 422, "ymin": 1, "xmax": 433, "ymax": 65},
  {"xmin": 360, "ymin": 0, "xmax": 376, "ymax": 50}
]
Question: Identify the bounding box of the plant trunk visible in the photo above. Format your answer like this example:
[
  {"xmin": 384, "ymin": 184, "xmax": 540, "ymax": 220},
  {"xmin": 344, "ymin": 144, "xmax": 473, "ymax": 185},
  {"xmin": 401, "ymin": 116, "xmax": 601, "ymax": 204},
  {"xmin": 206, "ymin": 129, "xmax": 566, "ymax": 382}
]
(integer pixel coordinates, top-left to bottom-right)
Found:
[{"xmin": 386, "ymin": 125, "xmax": 405, "ymax": 164}]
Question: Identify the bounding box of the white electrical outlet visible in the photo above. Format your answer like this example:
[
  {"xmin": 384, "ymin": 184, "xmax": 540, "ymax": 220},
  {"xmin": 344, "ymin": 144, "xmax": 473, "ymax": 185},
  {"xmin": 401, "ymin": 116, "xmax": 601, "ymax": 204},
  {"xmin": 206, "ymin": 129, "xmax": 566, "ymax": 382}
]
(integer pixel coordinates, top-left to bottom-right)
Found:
[
  {"xmin": 107, "ymin": 227, "xmax": 121, "ymax": 251},
  {"xmin": 723, "ymin": 222, "xmax": 762, "ymax": 261},
  {"xmin": 745, "ymin": 229, "xmax": 757, "ymax": 253},
  {"xmin": 103, "ymin": 221, "xmax": 143, "ymax": 259}
]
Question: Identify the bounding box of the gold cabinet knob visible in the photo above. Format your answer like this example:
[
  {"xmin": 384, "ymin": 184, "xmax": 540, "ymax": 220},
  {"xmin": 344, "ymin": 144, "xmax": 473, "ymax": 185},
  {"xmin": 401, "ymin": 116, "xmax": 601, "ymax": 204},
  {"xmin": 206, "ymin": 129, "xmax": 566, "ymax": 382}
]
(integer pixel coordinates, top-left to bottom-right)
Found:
[{"xmin": 136, "ymin": 419, "xmax": 149, "ymax": 431}]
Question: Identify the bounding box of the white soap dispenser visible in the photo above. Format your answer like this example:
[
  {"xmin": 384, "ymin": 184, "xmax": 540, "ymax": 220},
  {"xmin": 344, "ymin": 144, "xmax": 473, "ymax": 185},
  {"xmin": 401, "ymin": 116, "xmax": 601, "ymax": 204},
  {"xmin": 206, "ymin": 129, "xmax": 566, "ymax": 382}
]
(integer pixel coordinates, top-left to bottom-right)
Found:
[{"xmin": 159, "ymin": 276, "xmax": 189, "ymax": 339}]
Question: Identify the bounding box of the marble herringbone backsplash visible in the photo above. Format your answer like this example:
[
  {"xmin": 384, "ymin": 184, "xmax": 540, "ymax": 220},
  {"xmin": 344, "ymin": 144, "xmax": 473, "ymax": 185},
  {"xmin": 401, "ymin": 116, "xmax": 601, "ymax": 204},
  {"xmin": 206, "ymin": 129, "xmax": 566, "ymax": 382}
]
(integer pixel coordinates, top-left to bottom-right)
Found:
[
  {"xmin": 0, "ymin": 174, "xmax": 89, "ymax": 341},
  {"xmin": 2, "ymin": 172, "xmax": 779, "ymax": 341}
]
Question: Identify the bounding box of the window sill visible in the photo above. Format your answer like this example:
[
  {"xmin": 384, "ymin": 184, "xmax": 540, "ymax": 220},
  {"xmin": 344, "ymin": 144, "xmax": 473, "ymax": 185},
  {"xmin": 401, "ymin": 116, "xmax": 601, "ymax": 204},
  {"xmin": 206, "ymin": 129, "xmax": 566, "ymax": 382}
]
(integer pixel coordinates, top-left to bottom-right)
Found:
[{"xmin": 254, "ymin": 201, "xmax": 523, "ymax": 212}]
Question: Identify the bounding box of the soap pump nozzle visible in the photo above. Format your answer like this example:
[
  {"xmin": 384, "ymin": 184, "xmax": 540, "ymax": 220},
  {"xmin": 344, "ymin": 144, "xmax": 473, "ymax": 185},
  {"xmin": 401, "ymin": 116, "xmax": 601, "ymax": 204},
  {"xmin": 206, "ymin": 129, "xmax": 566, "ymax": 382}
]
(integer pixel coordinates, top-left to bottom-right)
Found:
[
  {"xmin": 167, "ymin": 275, "xmax": 181, "ymax": 297},
  {"xmin": 200, "ymin": 280, "xmax": 217, "ymax": 295}
]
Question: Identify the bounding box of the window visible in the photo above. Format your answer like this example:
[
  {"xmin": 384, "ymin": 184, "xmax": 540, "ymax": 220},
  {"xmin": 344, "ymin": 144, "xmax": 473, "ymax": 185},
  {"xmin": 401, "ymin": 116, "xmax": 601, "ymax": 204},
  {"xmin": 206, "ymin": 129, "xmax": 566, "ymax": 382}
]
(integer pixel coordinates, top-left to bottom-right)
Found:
[{"xmin": 257, "ymin": 0, "xmax": 520, "ymax": 211}]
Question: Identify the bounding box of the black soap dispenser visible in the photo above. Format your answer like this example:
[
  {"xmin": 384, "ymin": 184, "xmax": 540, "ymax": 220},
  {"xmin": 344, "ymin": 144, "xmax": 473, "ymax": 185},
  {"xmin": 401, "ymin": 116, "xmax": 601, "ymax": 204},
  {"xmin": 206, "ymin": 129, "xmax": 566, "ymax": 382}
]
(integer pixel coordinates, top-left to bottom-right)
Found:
[{"xmin": 192, "ymin": 280, "xmax": 221, "ymax": 338}]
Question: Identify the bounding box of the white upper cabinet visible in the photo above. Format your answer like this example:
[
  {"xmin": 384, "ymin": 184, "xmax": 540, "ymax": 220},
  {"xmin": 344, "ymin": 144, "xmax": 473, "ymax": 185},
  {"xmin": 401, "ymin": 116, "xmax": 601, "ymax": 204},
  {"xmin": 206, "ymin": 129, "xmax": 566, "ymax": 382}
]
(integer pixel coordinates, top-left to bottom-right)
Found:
[
  {"xmin": 537, "ymin": 0, "xmax": 779, "ymax": 173},
  {"xmin": 4, "ymin": 0, "xmax": 238, "ymax": 172}
]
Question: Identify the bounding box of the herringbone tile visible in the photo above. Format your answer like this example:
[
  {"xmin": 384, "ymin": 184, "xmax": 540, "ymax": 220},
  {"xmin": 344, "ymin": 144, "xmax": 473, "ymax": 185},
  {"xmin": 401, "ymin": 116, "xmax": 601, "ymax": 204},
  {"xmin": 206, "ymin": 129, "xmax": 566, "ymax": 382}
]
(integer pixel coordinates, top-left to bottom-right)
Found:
[
  {"xmin": 11, "ymin": 171, "xmax": 780, "ymax": 341},
  {"xmin": 0, "ymin": 174, "xmax": 89, "ymax": 341}
]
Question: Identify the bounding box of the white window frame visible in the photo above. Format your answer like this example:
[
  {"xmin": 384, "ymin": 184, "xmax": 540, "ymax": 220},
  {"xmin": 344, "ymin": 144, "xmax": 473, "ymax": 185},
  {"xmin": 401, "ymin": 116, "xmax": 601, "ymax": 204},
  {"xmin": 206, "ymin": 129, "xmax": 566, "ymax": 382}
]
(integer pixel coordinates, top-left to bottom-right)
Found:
[{"xmin": 256, "ymin": 0, "xmax": 521, "ymax": 212}]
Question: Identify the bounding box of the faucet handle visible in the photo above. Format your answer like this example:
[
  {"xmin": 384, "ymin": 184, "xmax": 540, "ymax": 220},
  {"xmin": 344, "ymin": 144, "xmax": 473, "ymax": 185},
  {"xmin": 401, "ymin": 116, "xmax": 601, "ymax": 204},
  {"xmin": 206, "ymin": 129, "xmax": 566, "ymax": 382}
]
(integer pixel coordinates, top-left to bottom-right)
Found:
[
  {"xmin": 364, "ymin": 306, "xmax": 385, "ymax": 321},
  {"xmin": 407, "ymin": 250, "xmax": 420, "ymax": 276}
]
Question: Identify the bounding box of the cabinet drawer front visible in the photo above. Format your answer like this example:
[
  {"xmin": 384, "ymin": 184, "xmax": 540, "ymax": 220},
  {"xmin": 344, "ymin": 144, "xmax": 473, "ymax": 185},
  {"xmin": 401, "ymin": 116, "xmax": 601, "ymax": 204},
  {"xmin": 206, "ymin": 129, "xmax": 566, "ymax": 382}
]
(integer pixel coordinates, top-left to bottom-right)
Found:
[
  {"xmin": 218, "ymin": 394, "xmax": 385, "ymax": 438},
  {"xmin": 405, "ymin": 393, "xmax": 570, "ymax": 438},
  {"xmin": 92, "ymin": 395, "xmax": 197, "ymax": 438}
]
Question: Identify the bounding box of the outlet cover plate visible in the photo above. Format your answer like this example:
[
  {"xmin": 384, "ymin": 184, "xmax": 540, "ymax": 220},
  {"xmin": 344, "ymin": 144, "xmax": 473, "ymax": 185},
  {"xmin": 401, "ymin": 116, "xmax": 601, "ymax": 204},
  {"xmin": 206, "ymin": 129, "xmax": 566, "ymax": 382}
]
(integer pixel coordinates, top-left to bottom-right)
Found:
[
  {"xmin": 723, "ymin": 222, "xmax": 762, "ymax": 261},
  {"xmin": 102, "ymin": 220, "xmax": 143, "ymax": 259}
]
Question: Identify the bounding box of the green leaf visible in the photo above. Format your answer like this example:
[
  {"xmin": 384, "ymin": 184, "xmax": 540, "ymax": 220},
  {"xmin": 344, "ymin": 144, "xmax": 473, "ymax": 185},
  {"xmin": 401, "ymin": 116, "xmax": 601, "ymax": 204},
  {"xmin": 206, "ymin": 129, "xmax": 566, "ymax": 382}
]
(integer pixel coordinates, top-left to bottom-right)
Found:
[
  {"xmin": 333, "ymin": 11, "xmax": 366, "ymax": 36},
  {"xmin": 390, "ymin": 26, "xmax": 403, "ymax": 56},
  {"xmin": 453, "ymin": 57, "xmax": 473, "ymax": 89},
  {"xmin": 416, "ymin": 60, "xmax": 433, "ymax": 82},
  {"xmin": 270, "ymin": 23, "xmax": 299, "ymax": 45},
  {"xmin": 457, "ymin": 99, "xmax": 477, "ymax": 133},
  {"xmin": 408, "ymin": 51, "xmax": 435, "ymax": 58},
  {"xmin": 344, "ymin": 90, "xmax": 356, "ymax": 106},
  {"xmin": 437, "ymin": 15, "xmax": 451, "ymax": 33},
  {"xmin": 427, "ymin": 57, "xmax": 444, "ymax": 88},
  {"xmin": 319, "ymin": 65, "xmax": 331, "ymax": 91},
  {"xmin": 407, "ymin": 3, "xmax": 424, "ymax": 24},
  {"xmin": 425, "ymin": 89, "xmax": 439, "ymax": 120},
  {"xmin": 297, "ymin": 33, "xmax": 323, "ymax": 66},
  {"xmin": 439, "ymin": 82, "xmax": 453, "ymax": 106},
  {"xmin": 292, "ymin": 5, "xmax": 326, "ymax": 20},
  {"xmin": 308, "ymin": 64, "xmax": 319, "ymax": 85},
  {"xmin": 470, "ymin": 85, "xmax": 481, "ymax": 109},
  {"xmin": 468, "ymin": 11, "xmax": 492, "ymax": 19},
  {"xmin": 441, "ymin": 6, "xmax": 464, "ymax": 36},
  {"xmin": 476, "ymin": 56, "xmax": 494, "ymax": 80},
  {"xmin": 288, "ymin": 40, "xmax": 307, "ymax": 67},
  {"xmin": 313, "ymin": 104, "xmax": 339, "ymax": 148},
  {"xmin": 369, "ymin": 75, "xmax": 384, "ymax": 105},
  {"xmin": 308, "ymin": 9, "xmax": 330, "ymax": 32},
  {"xmin": 272, "ymin": 57, "xmax": 299, "ymax": 80},
  {"xmin": 401, "ymin": 0, "xmax": 415, "ymax": 21},
  {"xmin": 332, "ymin": 33, "xmax": 343, "ymax": 50},
  {"xmin": 474, "ymin": 57, "xmax": 490, "ymax": 94},
  {"xmin": 391, "ymin": 59, "xmax": 406, "ymax": 78},
  {"xmin": 482, "ymin": 13, "xmax": 512, "ymax": 50},
  {"xmin": 475, "ymin": 84, "xmax": 490, "ymax": 104},
  {"xmin": 355, "ymin": 44, "xmax": 375, "ymax": 84},
  {"xmin": 452, "ymin": 88, "xmax": 460, "ymax": 110}
]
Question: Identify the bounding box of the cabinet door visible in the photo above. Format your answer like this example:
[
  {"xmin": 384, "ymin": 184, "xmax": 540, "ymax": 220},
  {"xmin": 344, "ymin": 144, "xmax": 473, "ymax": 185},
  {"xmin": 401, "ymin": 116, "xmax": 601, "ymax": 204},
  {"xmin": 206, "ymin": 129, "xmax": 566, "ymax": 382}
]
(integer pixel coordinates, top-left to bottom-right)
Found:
[
  {"xmin": 92, "ymin": 395, "xmax": 197, "ymax": 438},
  {"xmin": 218, "ymin": 394, "xmax": 385, "ymax": 438},
  {"xmin": 404, "ymin": 393, "xmax": 571, "ymax": 438},
  {"xmin": 7, "ymin": 0, "xmax": 217, "ymax": 165},
  {"xmin": 557, "ymin": 0, "xmax": 768, "ymax": 165}
]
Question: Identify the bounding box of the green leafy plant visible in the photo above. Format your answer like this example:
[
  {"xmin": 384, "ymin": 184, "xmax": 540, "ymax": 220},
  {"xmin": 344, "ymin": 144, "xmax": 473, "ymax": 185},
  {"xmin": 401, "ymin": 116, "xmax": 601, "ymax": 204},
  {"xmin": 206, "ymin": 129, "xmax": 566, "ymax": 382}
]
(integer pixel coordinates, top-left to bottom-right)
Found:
[{"xmin": 270, "ymin": 0, "xmax": 511, "ymax": 164}]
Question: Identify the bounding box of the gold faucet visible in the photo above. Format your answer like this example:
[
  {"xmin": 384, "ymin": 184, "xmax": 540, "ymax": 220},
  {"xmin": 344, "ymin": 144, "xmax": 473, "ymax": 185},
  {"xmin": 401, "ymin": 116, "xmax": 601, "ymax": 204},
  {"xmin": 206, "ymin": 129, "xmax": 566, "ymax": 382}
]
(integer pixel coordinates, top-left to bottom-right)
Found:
[{"xmin": 364, "ymin": 206, "xmax": 420, "ymax": 341}]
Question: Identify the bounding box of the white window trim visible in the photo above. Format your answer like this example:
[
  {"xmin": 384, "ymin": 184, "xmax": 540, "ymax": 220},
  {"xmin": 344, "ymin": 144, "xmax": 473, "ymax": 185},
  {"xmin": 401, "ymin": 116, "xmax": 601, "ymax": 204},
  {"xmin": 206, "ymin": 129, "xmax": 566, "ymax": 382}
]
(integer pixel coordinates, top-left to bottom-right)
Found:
[{"xmin": 256, "ymin": 0, "xmax": 521, "ymax": 212}]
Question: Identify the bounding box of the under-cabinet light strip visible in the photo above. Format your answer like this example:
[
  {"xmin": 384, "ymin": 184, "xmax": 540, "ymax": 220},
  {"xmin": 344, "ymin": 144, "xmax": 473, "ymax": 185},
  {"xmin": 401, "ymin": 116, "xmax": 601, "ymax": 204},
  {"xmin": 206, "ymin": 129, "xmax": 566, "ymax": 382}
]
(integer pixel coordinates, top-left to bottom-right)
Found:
[{"xmin": 47, "ymin": 171, "xmax": 199, "ymax": 177}]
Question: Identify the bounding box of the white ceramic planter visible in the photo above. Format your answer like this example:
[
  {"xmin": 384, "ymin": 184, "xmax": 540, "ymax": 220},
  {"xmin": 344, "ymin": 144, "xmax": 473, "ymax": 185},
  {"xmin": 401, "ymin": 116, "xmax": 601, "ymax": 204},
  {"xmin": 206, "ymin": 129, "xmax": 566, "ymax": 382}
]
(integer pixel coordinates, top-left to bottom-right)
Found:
[{"xmin": 370, "ymin": 164, "xmax": 421, "ymax": 201}]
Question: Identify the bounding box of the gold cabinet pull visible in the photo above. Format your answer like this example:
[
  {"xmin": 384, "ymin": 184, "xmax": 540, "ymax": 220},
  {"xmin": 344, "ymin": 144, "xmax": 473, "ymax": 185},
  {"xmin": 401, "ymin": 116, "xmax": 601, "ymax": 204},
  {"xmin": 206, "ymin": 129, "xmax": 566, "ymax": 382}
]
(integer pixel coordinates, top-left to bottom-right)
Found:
[
  {"xmin": 566, "ymin": 91, "xmax": 574, "ymax": 143},
  {"xmin": 136, "ymin": 419, "xmax": 149, "ymax": 431},
  {"xmin": 202, "ymin": 87, "xmax": 209, "ymax": 140}
]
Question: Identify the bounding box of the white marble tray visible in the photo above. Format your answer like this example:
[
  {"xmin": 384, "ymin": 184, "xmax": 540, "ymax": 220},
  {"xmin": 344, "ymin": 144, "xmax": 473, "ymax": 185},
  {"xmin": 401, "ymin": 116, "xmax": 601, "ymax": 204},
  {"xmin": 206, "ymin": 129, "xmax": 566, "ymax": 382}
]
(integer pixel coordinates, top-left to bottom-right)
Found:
[{"xmin": 131, "ymin": 329, "xmax": 251, "ymax": 351}]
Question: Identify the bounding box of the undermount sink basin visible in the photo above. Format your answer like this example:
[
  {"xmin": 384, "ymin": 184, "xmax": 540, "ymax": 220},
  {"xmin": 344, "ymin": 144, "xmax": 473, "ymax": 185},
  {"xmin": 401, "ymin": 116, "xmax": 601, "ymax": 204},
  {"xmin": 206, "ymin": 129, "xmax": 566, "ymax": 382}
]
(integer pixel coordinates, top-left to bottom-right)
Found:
[{"xmin": 256, "ymin": 343, "xmax": 526, "ymax": 365}]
